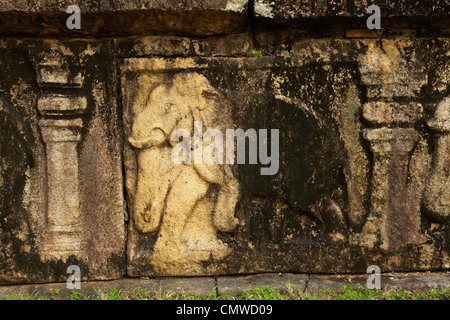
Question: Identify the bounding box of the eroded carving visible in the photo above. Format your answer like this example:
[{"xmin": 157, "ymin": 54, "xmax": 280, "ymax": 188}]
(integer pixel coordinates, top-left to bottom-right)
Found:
[
  {"xmin": 35, "ymin": 51, "xmax": 87, "ymax": 261},
  {"xmin": 362, "ymin": 127, "xmax": 424, "ymax": 250},
  {"xmin": 129, "ymin": 72, "xmax": 240, "ymax": 275},
  {"xmin": 356, "ymin": 40, "xmax": 427, "ymax": 251},
  {"xmin": 39, "ymin": 119, "xmax": 86, "ymax": 259},
  {"xmin": 423, "ymin": 97, "xmax": 450, "ymax": 223}
]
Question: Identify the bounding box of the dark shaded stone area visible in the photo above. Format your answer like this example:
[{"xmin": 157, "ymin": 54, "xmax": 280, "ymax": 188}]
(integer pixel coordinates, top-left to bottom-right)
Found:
[{"xmin": 0, "ymin": 39, "xmax": 126, "ymax": 284}]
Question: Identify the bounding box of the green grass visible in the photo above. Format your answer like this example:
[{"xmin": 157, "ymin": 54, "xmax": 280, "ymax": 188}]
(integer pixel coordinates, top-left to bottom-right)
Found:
[
  {"xmin": 6, "ymin": 283, "xmax": 450, "ymax": 300},
  {"xmin": 250, "ymin": 49, "xmax": 263, "ymax": 57}
]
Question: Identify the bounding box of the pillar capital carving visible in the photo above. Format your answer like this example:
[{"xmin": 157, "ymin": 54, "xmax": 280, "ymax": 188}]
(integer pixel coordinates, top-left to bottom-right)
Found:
[
  {"xmin": 37, "ymin": 94, "xmax": 87, "ymax": 116},
  {"xmin": 34, "ymin": 50, "xmax": 84, "ymax": 88},
  {"xmin": 363, "ymin": 127, "xmax": 419, "ymax": 154},
  {"xmin": 38, "ymin": 119, "xmax": 83, "ymax": 143},
  {"xmin": 363, "ymin": 102, "xmax": 423, "ymax": 126}
]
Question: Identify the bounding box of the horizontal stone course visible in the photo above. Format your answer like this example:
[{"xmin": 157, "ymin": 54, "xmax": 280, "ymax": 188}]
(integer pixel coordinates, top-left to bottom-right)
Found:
[
  {"xmin": 0, "ymin": 0, "xmax": 249, "ymax": 36},
  {"xmin": 217, "ymin": 273, "xmax": 309, "ymax": 296},
  {"xmin": 0, "ymin": 272, "xmax": 448, "ymax": 299},
  {"xmin": 254, "ymin": 0, "xmax": 450, "ymax": 19},
  {"xmin": 0, "ymin": 0, "xmax": 448, "ymax": 36}
]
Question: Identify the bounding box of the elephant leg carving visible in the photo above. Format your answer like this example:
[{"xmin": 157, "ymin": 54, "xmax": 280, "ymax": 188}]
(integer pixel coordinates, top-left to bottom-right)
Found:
[
  {"xmin": 134, "ymin": 147, "xmax": 183, "ymax": 233},
  {"xmin": 213, "ymin": 168, "xmax": 240, "ymax": 233}
]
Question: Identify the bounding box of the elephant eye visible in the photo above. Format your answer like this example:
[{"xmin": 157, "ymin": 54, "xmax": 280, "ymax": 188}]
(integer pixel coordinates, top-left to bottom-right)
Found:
[{"xmin": 162, "ymin": 102, "xmax": 175, "ymax": 113}]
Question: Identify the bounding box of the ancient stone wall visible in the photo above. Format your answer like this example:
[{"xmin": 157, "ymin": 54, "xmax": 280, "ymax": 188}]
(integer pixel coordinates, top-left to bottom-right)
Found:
[{"xmin": 0, "ymin": 0, "xmax": 448, "ymax": 284}]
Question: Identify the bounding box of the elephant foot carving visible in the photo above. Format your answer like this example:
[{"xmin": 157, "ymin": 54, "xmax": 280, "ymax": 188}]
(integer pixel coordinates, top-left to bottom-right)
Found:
[{"xmin": 212, "ymin": 168, "xmax": 240, "ymax": 233}]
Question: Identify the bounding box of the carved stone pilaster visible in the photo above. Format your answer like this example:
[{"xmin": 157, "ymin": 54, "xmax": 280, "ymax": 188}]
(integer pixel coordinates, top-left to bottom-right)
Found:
[
  {"xmin": 35, "ymin": 52, "xmax": 84, "ymax": 89},
  {"xmin": 357, "ymin": 40, "xmax": 427, "ymax": 102},
  {"xmin": 423, "ymin": 97, "xmax": 450, "ymax": 223},
  {"xmin": 362, "ymin": 102, "xmax": 423, "ymax": 126},
  {"xmin": 362, "ymin": 128, "xmax": 423, "ymax": 251},
  {"xmin": 39, "ymin": 119, "xmax": 86, "ymax": 259},
  {"xmin": 37, "ymin": 94, "xmax": 87, "ymax": 116},
  {"xmin": 356, "ymin": 40, "xmax": 427, "ymax": 251},
  {"xmin": 35, "ymin": 51, "xmax": 87, "ymax": 261}
]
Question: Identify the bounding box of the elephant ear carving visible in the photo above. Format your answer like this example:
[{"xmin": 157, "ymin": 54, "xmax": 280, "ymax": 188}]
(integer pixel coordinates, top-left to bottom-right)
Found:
[
  {"xmin": 197, "ymin": 88, "xmax": 223, "ymax": 127},
  {"xmin": 172, "ymin": 72, "xmax": 224, "ymax": 131},
  {"xmin": 169, "ymin": 73, "xmax": 232, "ymax": 184}
]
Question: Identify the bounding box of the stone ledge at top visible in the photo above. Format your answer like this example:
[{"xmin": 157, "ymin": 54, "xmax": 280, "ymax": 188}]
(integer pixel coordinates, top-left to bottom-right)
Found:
[
  {"xmin": 1, "ymin": 0, "xmax": 449, "ymax": 37},
  {"xmin": 254, "ymin": 0, "xmax": 449, "ymax": 28},
  {"xmin": 0, "ymin": 0, "xmax": 249, "ymax": 36}
]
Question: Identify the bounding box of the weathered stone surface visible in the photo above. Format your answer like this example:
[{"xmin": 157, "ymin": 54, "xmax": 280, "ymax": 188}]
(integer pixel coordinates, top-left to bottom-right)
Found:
[
  {"xmin": 153, "ymin": 277, "xmax": 217, "ymax": 296},
  {"xmin": 423, "ymin": 98, "xmax": 450, "ymax": 223},
  {"xmin": 121, "ymin": 36, "xmax": 449, "ymax": 277},
  {"xmin": 306, "ymin": 272, "xmax": 450, "ymax": 294},
  {"xmin": 253, "ymin": 0, "xmax": 450, "ymax": 23},
  {"xmin": 382, "ymin": 272, "xmax": 450, "ymax": 292},
  {"xmin": 0, "ymin": 0, "xmax": 448, "ymax": 285},
  {"xmin": 0, "ymin": 272, "xmax": 447, "ymax": 299},
  {"xmin": 217, "ymin": 273, "xmax": 308, "ymax": 296},
  {"xmin": 192, "ymin": 33, "xmax": 254, "ymax": 56},
  {"xmin": 0, "ymin": 276, "xmax": 216, "ymax": 299},
  {"xmin": 0, "ymin": 39, "xmax": 125, "ymax": 284},
  {"xmin": 0, "ymin": 0, "xmax": 248, "ymax": 36},
  {"xmin": 116, "ymin": 36, "xmax": 192, "ymax": 57},
  {"xmin": 117, "ymin": 34, "xmax": 255, "ymax": 58}
]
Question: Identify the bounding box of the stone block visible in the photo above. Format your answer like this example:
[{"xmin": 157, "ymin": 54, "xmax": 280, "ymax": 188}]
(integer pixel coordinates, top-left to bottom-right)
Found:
[
  {"xmin": 253, "ymin": 0, "xmax": 450, "ymax": 21},
  {"xmin": 0, "ymin": 39, "xmax": 125, "ymax": 284},
  {"xmin": 192, "ymin": 33, "xmax": 254, "ymax": 57},
  {"xmin": 120, "ymin": 37, "xmax": 449, "ymax": 277},
  {"xmin": 306, "ymin": 272, "xmax": 450, "ymax": 295},
  {"xmin": 217, "ymin": 273, "xmax": 308, "ymax": 297},
  {"xmin": 0, "ymin": 0, "xmax": 248, "ymax": 36}
]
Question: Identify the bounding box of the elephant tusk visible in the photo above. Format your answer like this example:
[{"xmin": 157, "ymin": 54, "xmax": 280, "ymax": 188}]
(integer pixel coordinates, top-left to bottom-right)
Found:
[
  {"xmin": 128, "ymin": 137, "xmax": 157, "ymax": 149},
  {"xmin": 129, "ymin": 128, "xmax": 166, "ymax": 149}
]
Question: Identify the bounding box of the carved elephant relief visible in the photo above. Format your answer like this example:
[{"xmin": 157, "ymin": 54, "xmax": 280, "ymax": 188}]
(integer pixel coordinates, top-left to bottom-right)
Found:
[{"xmin": 128, "ymin": 72, "xmax": 240, "ymax": 275}]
